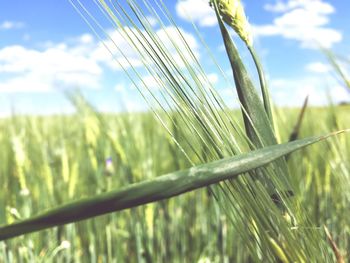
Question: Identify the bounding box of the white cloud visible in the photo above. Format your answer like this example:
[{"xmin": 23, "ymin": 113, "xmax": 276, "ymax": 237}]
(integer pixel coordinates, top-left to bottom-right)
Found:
[
  {"xmin": 139, "ymin": 75, "xmax": 161, "ymax": 90},
  {"xmin": 137, "ymin": 71, "xmax": 218, "ymax": 94},
  {"xmin": 254, "ymin": 0, "xmax": 342, "ymax": 49},
  {"xmin": 196, "ymin": 72, "xmax": 219, "ymax": 86},
  {"xmin": 270, "ymin": 76, "xmax": 350, "ymax": 106},
  {"xmin": 0, "ymin": 40, "xmax": 102, "ymax": 92},
  {"xmin": 207, "ymin": 73, "xmax": 219, "ymax": 84},
  {"xmin": 0, "ymin": 24, "xmax": 200, "ymax": 93},
  {"xmin": 264, "ymin": 0, "xmax": 334, "ymax": 13},
  {"xmin": 330, "ymin": 85, "xmax": 350, "ymax": 103},
  {"xmin": 93, "ymin": 26, "xmax": 199, "ymax": 70},
  {"xmin": 78, "ymin": 33, "xmax": 94, "ymax": 44},
  {"xmin": 176, "ymin": 0, "xmax": 217, "ymax": 27},
  {"xmin": 0, "ymin": 21, "xmax": 24, "ymax": 30},
  {"xmin": 124, "ymin": 99, "xmax": 146, "ymax": 112},
  {"xmin": 144, "ymin": 16, "xmax": 158, "ymax": 27},
  {"xmin": 154, "ymin": 26, "xmax": 199, "ymax": 66},
  {"xmin": 305, "ymin": 62, "xmax": 331, "ymax": 73},
  {"xmin": 114, "ymin": 84, "xmax": 125, "ymax": 92}
]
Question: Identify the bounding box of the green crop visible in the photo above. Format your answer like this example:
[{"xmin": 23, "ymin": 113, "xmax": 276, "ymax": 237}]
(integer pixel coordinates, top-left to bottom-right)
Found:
[{"xmin": 0, "ymin": 0, "xmax": 349, "ymax": 262}]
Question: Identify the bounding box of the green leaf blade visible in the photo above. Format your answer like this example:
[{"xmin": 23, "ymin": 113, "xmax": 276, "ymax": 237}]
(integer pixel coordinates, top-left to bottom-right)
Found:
[{"xmin": 0, "ymin": 131, "xmax": 345, "ymax": 241}]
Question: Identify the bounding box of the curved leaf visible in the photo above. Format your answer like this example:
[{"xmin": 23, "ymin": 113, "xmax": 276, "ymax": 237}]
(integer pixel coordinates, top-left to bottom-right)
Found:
[{"xmin": 0, "ymin": 131, "xmax": 345, "ymax": 241}]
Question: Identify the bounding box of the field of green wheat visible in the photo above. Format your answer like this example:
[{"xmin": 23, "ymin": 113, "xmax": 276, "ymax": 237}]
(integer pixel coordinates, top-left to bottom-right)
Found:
[
  {"xmin": 1, "ymin": 0, "xmax": 349, "ymax": 262},
  {"xmin": 1, "ymin": 104, "xmax": 349, "ymax": 262}
]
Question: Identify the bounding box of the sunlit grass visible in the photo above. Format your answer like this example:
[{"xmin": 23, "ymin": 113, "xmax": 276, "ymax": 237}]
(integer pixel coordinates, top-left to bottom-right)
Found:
[
  {"xmin": 0, "ymin": 106, "xmax": 349, "ymax": 261},
  {"xmin": 0, "ymin": 0, "xmax": 349, "ymax": 262}
]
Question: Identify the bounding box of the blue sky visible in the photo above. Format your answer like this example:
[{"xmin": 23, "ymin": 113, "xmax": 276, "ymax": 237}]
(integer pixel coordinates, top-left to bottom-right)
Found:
[{"xmin": 0, "ymin": 0, "xmax": 349, "ymax": 116}]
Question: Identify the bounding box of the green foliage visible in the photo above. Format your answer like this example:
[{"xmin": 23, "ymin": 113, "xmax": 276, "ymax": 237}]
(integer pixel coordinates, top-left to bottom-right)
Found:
[
  {"xmin": 0, "ymin": 105, "xmax": 349, "ymax": 261},
  {"xmin": 0, "ymin": 0, "xmax": 349, "ymax": 262},
  {"xmin": 1, "ymin": 124, "xmax": 336, "ymax": 241}
]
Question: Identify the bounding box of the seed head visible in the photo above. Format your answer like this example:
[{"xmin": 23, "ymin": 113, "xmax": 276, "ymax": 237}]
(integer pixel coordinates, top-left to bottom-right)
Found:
[{"xmin": 211, "ymin": 0, "xmax": 253, "ymax": 47}]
